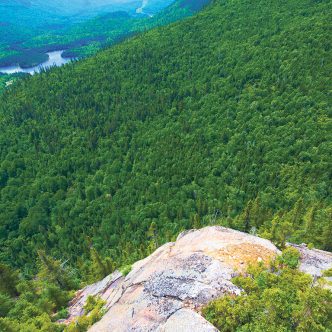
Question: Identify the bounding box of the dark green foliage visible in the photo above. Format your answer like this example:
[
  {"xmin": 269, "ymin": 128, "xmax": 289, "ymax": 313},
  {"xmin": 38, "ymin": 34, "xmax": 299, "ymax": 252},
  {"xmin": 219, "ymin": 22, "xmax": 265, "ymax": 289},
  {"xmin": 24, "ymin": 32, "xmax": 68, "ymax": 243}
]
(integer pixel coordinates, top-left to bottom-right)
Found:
[
  {"xmin": 37, "ymin": 250, "xmax": 79, "ymax": 290},
  {"xmin": 0, "ymin": 0, "xmax": 331, "ymax": 328},
  {"xmin": 0, "ymin": 264, "xmax": 19, "ymax": 296},
  {"xmin": 0, "ymin": 293, "xmax": 14, "ymax": 317},
  {"xmin": 203, "ymin": 250, "xmax": 332, "ymax": 331},
  {"xmin": 0, "ymin": 0, "xmax": 330, "ymax": 276},
  {"xmin": 0, "ymin": 73, "xmax": 25, "ymax": 94}
]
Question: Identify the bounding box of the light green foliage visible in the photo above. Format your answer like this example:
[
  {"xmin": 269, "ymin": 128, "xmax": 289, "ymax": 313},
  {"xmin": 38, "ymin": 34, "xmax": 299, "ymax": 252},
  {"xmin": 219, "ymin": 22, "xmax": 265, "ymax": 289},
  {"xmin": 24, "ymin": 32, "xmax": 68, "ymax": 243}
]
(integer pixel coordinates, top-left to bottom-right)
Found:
[
  {"xmin": 147, "ymin": 221, "xmax": 159, "ymax": 253},
  {"xmin": 323, "ymin": 268, "xmax": 332, "ymax": 277},
  {"xmin": 0, "ymin": 313, "xmax": 63, "ymax": 332},
  {"xmin": 86, "ymin": 248, "xmax": 115, "ymax": 282},
  {"xmin": 277, "ymin": 247, "xmax": 300, "ymax": 269},
  {"xmin": 0, "ymin": 255, "xmax": 78, "ymax": 331},
  {"xmin": 65, "ymin": 296, "xmax": 106, "ymax": 332},
  {"xmin": 120, "ymin": 264, "xmax": 132, "ymax": 276},
  {"xmin": 83, "ymin": 295, "xmax": 103, "ymax": 313},
  {"xmin": 203, "ymin": 250, "xmax": 332, "ymax": 332}
]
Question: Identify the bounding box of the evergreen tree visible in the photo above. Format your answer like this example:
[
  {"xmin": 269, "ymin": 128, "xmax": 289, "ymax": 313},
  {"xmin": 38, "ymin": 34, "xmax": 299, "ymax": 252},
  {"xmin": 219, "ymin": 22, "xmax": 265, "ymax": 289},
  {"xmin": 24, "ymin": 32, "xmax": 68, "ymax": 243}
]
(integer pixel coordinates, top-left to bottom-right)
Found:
[
  {"xmin": 37, "ymin": 251, "xmax": 77, "ymax": 290},
  {"xmin": 88, "ymin": 248, "xmax": 114, "ymax": 281},
  {"xmin": 0, "ymin": 264, "xmax": 18, "ymax": 297}
]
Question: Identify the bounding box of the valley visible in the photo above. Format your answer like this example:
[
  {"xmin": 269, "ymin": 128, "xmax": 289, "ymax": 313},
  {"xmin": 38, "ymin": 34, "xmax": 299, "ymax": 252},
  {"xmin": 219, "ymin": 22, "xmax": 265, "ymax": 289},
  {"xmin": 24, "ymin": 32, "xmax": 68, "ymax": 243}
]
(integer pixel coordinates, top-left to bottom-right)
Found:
[
  {"xmin": 0, "ymin": 0, "xmax": 209, "ymax": 69},
  {"xmin": 0, "ymin": 0, "xmax": 331, "ymax": 331}
]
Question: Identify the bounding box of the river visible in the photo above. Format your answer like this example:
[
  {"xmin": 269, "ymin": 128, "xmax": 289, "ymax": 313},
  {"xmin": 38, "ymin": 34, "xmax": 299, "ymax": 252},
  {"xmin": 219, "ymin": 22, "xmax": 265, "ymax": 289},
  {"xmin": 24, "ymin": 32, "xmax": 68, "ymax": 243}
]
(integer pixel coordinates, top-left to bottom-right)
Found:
[{"xmin": 0, "ymin": 50, "xmax": 75, "ymax": 75}]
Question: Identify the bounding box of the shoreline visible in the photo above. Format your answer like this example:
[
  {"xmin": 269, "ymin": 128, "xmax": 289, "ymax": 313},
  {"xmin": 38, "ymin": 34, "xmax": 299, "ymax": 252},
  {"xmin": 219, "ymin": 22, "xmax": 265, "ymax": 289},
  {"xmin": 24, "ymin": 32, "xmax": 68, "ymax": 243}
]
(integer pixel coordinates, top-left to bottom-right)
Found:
[{"xmin": 0, "ymin": 50, "xmax": 75, "ymax": 75}]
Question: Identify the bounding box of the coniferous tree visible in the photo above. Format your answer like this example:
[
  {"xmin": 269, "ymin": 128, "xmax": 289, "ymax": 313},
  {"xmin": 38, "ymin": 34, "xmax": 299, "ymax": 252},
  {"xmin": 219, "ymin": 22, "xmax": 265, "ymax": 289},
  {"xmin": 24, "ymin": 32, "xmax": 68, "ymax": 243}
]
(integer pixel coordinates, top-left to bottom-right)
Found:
[{"xmin": 0, "ymin": 264, "xmax": 19, "ymax": 297}]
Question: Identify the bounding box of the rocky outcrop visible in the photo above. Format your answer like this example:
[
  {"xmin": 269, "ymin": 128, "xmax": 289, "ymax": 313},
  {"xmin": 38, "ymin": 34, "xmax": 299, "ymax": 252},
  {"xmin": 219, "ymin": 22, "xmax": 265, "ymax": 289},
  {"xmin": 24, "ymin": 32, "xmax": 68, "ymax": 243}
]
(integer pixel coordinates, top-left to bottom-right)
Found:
[
  {"xmin": 63, "ymin": 227, "xmax": 280, "ymax": 331},
  {"xmin": 61, "ymin": 227, "xmax": 332, "ymax": 331},
  {"xmin": 288, "ymin": 243, "xmax": 332, "ymax": 277},
  {"xmin": 287, "ymin": 243, "xmax": 332, "ymax": 290}
]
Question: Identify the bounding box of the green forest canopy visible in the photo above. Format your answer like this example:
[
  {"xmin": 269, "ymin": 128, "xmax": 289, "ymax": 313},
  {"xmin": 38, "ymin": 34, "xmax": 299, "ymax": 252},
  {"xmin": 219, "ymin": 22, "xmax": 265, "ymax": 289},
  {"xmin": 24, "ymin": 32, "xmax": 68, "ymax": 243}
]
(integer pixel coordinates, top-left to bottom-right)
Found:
[
  {"xmin": 0, "ymin": 0, "xmax": 331, "ymax": 330},
  {"xmin": 0, "ymin": 0, "xmax": 331, "ymax": 277}
]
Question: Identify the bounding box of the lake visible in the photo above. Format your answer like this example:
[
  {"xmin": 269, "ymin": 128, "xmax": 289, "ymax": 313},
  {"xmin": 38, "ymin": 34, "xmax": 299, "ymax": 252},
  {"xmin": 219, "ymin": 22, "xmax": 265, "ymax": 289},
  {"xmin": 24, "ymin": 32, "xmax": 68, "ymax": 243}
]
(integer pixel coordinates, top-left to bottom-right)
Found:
[{"xmin": 0, "ymin": 51, "xmax": 75, "ymax": 75}]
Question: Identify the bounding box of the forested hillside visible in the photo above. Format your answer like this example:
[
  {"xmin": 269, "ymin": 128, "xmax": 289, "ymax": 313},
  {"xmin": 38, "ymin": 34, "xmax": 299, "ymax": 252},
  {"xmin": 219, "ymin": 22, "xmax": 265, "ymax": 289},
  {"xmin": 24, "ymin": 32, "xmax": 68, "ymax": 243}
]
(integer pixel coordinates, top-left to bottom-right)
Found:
[
  {"xmin": 0, "ymin": 0, "xmax": 331, "ymax": 329},
  {"xmin": 61, "ymin": 0, "xmax": 211, "ymax": 58}
]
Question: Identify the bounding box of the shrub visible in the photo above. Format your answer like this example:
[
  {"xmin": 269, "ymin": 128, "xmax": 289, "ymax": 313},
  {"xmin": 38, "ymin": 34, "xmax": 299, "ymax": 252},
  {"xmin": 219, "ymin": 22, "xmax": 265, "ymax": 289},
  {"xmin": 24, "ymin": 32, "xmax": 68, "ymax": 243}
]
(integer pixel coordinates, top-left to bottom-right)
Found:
[{"xmin": 203, "ymin": 258, "xmax": 332, "ymax": 332}]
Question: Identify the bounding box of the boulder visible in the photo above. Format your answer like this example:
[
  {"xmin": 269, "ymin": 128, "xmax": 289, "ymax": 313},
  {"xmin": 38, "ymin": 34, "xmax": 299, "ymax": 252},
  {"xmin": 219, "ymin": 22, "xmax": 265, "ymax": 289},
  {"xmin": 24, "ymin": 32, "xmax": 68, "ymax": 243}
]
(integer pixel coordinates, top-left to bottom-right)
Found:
[
  {"xmin": 288, "ymin": 243, "xmax": 332, "ymax": 277},
  {"xmin": 63, "ymin": 226, "xmax": 280, "ymax": 331}
]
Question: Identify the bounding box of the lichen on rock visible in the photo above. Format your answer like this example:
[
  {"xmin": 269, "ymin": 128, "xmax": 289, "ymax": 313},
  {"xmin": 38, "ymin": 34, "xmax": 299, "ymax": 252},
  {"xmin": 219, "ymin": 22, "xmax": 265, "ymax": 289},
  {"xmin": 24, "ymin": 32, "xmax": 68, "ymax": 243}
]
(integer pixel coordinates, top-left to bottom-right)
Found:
[{"xmin": 61, "ymin": 226, "xmax": 331, "ymax": 331}]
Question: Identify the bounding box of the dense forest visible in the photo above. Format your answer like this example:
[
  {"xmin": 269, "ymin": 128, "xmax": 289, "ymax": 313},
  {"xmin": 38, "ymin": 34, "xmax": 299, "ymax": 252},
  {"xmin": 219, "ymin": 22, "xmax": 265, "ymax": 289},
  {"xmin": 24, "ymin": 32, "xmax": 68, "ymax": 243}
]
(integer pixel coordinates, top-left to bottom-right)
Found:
[
  {"xmin": 0, "ymin": 0, "xmax": 331, "ymax": 330},
  {"xmin": 0, "ymin": 73, "xmax": 26, "ymax": 93}
]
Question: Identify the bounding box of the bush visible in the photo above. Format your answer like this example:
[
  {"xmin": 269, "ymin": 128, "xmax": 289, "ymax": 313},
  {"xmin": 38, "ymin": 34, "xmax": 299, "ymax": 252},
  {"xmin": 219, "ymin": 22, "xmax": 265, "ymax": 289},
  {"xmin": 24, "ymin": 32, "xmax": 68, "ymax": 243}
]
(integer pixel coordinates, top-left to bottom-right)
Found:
[
  {"xmin": 203, "ymin": 260, "xmax": 332, "ymax": 332},
  {"xmin": 278, "ymin": 247, "xmax": 301, "ymax": 269},
  {"xmin": 120, "ymin": 265, "xmax": 132, "ymax": 277},
  {"xmin": 65, "ymin": 296, "xmax": 105, "ymax": 332}
]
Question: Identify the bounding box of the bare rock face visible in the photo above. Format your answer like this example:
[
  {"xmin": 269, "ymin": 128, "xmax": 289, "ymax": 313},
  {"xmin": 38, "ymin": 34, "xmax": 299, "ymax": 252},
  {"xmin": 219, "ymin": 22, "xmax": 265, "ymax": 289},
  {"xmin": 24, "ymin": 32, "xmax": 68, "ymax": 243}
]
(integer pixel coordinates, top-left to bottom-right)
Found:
[
  {"xmin": 288, "ymin": 243, "xmax": 332, "ymax": 278},
  {"xmin": 63, "ymin": 226, "xmax": 280, "ymax": 331}
]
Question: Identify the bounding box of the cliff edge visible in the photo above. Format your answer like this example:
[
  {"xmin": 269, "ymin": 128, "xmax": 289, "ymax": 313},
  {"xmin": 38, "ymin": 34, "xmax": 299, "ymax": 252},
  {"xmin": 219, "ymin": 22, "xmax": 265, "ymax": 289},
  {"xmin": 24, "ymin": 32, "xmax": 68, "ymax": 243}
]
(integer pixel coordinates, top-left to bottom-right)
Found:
[{"xmin": 62, "ymin": 226, "xmax": 331, "ymax": 331}]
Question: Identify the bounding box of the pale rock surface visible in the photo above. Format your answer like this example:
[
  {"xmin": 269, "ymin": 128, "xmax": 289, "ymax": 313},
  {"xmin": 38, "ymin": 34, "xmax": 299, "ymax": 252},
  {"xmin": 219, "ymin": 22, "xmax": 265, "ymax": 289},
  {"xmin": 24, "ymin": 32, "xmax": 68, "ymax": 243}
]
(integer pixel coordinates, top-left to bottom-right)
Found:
[
  {"xmin": 288, "ymin": 243, "xmax": 332, "ymax": 277},
  {"xmin": 62, "ymin": 226, "xmax": 281, "ymax": 331},
  {"xmin": 62, "ymin": 227, "xmax": 332, "ymax": 331},
  {"xmin": 288, "ymin": 243, "xmax": 332, "ymax": 289},
  {"xmin": 156, "ymin": 308, "xmax": 218, "ymax": 332}
]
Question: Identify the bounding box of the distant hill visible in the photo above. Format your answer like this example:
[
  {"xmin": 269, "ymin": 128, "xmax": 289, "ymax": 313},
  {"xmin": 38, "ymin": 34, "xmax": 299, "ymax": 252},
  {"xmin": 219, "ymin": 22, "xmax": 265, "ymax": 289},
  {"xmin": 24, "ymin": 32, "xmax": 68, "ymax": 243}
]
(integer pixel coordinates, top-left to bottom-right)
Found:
[
  {"xmin": 0, "ymin": 0, "xmax": 207, "ymax": 67},
  {"xmin": 178, "ymin": 0, "xmax": 211, "ymax": 11},
  {"xmin": 1, "ymin": 0, "xmax": 175, "ymax": 17},
  {"xmin": 7, "ymin": 0, "xmax": 141, "ymax": 16}
]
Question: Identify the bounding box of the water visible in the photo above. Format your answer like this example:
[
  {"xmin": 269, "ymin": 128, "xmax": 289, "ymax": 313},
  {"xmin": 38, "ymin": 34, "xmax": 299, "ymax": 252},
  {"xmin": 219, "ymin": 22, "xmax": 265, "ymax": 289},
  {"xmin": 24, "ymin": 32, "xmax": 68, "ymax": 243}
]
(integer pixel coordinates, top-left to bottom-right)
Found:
[
  {"xmin": 0, "ymin": 50, "xmax": 75, "ymax": 75},
  {"xmin": 136, "ymin": 0, "xmax": 153, "ymax": 17},
  {"xmin": 136, "ymin": 0, "xmax": 148, "ymax": 14}
]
